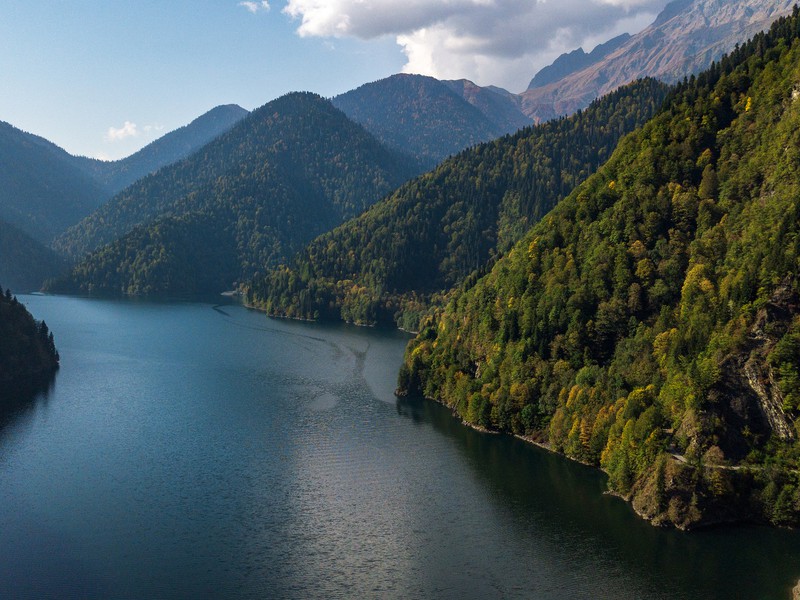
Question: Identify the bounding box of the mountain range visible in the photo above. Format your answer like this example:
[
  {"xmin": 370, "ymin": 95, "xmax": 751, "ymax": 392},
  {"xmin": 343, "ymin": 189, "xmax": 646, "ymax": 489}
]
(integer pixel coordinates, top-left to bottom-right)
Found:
[
  {"xmin": 332, "ymin": 74, "xmax": 529, "ymax": 166},
  {"xmin": 74, "ymin": 104, "xmax": 248, "ymax": 196},
  {"xmin": 0, "ymin": 104, "xmax": 247, "ymax": 291},
  {"xmin": 324, "ymin": 0, "xmax": 796, "ymax": 164},
  {"xmin": 248, "ymin": 78, "xmax": 668, "ymax": 330},
  {"xmin": 49, "ymin": 93, "xmax": 418, "ymax": 295},
  {"xmin": 518, "ymin": 0, "xmax": 795, "ymax": 120},
  {"xmin": 5, "ymin": 0, "xmax": 793, "ymax": 296}
]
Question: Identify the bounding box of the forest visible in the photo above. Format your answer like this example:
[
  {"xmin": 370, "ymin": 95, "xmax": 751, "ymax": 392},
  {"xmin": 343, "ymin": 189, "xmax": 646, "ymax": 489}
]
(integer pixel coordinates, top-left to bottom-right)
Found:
[
  {"xmin": 0, "ymin": 287, "xmax": 59, "ymax": 398},
  {"xmin": 332, "ymin": 73, "xmax": 526, "ymax": 166},
  {"xmin": 398, "ymin": 9, "xmax": 800, "ymax": 528},
  {"xmin": 247, "ymin": 78, "xmax": 669, "ymax": 331},
  {"xmin": 0, "ymin": 219, "xmax": 66, "ymax": 292},
  {"xmin": 49, "ymin": 93, "xmax": 419, "ymax": 296}
]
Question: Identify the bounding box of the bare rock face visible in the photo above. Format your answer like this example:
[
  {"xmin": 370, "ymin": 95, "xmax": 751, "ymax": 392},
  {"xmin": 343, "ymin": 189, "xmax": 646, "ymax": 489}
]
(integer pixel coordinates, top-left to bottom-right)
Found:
[
  {"xmin": 519, "ymin": 0, "xmax": 795, "ymax": 121},
  {"xmin": 706, "ymin": 280, "xmax": 798, "ymax": 461}
]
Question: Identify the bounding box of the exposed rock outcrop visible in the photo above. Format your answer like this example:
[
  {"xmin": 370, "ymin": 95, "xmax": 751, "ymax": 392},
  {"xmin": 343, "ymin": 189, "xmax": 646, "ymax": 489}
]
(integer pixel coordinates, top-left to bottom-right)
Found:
[
  {"xmin": 706, "ymin": 281, "xmax": 799, "ymax": 460},
  {"xmin": 519, "ymin": 0, "xmax": 795, "ymax": 121}
]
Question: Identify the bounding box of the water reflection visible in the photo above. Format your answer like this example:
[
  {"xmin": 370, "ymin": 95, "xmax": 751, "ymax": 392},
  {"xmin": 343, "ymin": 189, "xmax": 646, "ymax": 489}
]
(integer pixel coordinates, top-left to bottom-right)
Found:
[
  {"xmin": 0, "ymin": 371, "xmax": 57, "ymax": 435},
  {"xmin": 3, "ymin": 294, "xmax": 799, "ymax": 600},
  {"xmin": 396, "ymin": 394, "xmax": 800, "ymax": 599}
]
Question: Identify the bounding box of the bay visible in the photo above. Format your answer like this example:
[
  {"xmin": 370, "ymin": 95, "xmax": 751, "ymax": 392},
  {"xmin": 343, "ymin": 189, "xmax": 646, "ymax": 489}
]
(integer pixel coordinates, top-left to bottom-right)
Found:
[{"xmin": 1, "ymin": 295, "xmax": 799, "ymax": 599}]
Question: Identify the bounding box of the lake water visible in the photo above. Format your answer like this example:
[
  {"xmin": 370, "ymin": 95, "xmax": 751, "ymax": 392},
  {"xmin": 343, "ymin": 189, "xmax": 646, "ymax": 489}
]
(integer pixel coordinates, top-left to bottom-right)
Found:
[{"xmin": 2, "ymin": 295, "xmax": 800, "ymax": 599}]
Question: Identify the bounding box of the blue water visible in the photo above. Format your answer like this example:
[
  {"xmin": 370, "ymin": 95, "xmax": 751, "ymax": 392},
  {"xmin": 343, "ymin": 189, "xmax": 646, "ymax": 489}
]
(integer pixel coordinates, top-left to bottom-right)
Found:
[{"xmin": 1, "ymin": 295, "xmax": 799, "ymax": 599}]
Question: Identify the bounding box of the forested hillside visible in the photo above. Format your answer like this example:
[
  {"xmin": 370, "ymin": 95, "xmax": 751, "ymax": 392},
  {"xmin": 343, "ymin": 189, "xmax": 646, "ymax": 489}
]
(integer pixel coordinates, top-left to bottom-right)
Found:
[
  {"xmin": 74, "ymin": 104, "xmax": 249, "ymax": 196},
  {"xmin": 0, "ymin": 220, "xmax": 66, "ymax": 292},
  {"xmin": 332, "ymin": 74, "xmax": 525, "ymax": 166},
  {"xmin": 0, "ymin": 289, "xmax": 59, "ymax": 397},
  {"xmin": 248, "ymin": 79, "xmax": 668, "ymax": 330},
  {"xmin": 0, "ymin": 105, "xmax": 246, "ymax": 252},
  {"xmin": 50, "ymin": 93, "xmax": 418, "ymax": 296},
  {"xmin": 399, "ymin": 10, "xmax": 800, "ymax": 529},
  {"xmin": 0, "ymin": 121, "xmax": 107, "ymax": 243}
]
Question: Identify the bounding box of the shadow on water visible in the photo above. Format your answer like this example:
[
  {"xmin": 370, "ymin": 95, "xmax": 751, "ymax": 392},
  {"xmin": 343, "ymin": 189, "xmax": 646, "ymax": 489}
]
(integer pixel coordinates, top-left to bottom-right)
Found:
[
  {"xmin": 0, "ymin": 372, "xmax": 58, "ymax": 436},
  {"xmin": 396, "ymin": 393, "xmax": 800, "ymax": 600}
]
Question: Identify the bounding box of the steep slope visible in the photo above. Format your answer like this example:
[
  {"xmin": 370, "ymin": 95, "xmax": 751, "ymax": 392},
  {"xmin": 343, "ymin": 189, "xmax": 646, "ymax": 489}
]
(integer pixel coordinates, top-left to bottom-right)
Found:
[
  {"xmin": 49, "ymin": 93, "xmax": 418, "ymax": 296},
  {"xmin": 248, "ymin": 79, "xmax": 668, "ymax": 330},
  {"xmin": 75, "ymin": 104, "xmax": 249, "ymax": 195},
  {"xmin": 527, "ymin": 34, "xmax": 631, "ymax": 90},
  {"xmin": 399, "ymin": 10, "xmax": 800, "ymax": 529},
  {"xmin": 441, "ymin": 79, "xmax": 531, "ymax": 134},
  {"xmin": 0, "ymin": 289, "xmax": 59, "ymax": 398},
  {"xmin": 332, "ymin": 74, "xmax": 529, "ymax": 166},
  {"xmin": 0, "ymin": 121, "xmax": 107, "ymax": 243},
  {"xmin": 0, "ymin": 220, "xmax": 66, "ymax": 292},
  {"xmin": 520, "ymin": 0, "xmax": 794, "ymax": 121},
  {"xmin": 0, "ymin": 105, "xmax": 247, "ymax": 248}
]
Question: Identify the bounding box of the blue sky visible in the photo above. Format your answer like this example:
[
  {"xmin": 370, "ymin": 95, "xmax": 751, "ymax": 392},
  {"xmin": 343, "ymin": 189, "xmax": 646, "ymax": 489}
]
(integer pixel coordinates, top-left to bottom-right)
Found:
[{"xmin": 0, "ymin": 0, "xmax": 666, "ymax": 160}]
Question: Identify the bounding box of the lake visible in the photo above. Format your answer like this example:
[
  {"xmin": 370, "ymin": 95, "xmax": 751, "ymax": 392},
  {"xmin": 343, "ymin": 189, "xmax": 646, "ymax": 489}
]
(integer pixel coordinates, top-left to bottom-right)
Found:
[{"xmin": 2, "ymin": 295, "xmax": 800, "ymax": 599}]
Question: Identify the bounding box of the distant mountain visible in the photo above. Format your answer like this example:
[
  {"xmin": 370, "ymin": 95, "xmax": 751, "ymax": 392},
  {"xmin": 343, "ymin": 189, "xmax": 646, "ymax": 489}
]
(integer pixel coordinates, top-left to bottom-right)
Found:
[
  {"xmin": 74, "ymin": 104, "xmax": 248, "ymax": 195},
  {"xmin": 0, "ymin": 121, "xmax": 107, "ymax": 243},
  {"xmin": 0, "ymin": 219, "xmax": 66, "ymax": 292},
  {"xmin": 326, "ymin": 0, "xmax": 789, "ymax": 165},
  {"xmin": 49, "ymin": 93, "xmax": 418, "ymax": 296},
  {"xmin": 519, "ymin": 0, "xmax": 794, "ymax": 121},
  {"xmin": 441, "ymin": 79, "xmax": 531, "ymax": 134},
  {"xmin": 527, "ymin": 34, "xmax": 631, "ymax": 90},
  {"xmin": 332, "ymin": 74, "xmax": 530, "ymax": 166},
  {"xmin": 247, "ymin": 79, "xmax": 668, "ymax": 330},
  {"xmin": 0, "ymin": 105, "xmax": 247, "ymax": 247}
]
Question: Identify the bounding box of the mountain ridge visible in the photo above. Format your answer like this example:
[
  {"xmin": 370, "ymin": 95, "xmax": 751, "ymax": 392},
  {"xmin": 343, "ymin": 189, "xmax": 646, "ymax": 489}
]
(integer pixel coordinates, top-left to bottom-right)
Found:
[
  {"xmin": 49, "ymin": 93, "xmax": 419, "ymax": 295},
  {"xmin": 0, "ymin": 120, "xmax": 108, "ymax": 243},
  {"xmin": 519, "ymin": 0, "xmax": 795, "ymax": 121},
  {"xmin": 74, "ymin": 104, "xmax": 249, "ymax": 196},
  {"xmin": 331, "ymin": 73, "xmax": 527, "ymax": 166},
  {"xmin": 247, "ymin": 78, "xmax": 669, "ymax": 330}
]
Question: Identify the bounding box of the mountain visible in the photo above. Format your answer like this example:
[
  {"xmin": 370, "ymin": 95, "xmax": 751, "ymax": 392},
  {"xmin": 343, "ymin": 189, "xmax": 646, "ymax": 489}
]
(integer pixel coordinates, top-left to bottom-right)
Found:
[
  {"xmin": 519, "ymin": 0, "xmax": 795, "ymax": 121},
  {"xmin": 0, "ymin": 288, "xmax": 59, "ymax": 398},
  {"xmin": 0, "ymin": 105, "xmax": 247, "ymax": 247},
  {"xmin": 49, "ymin": 93, "xmax": 418, "ymax": 296},
  {"xmin": 440, "ymin": 79, "xmax": 531, "ymax": 133},
  {"xmin": 399, "ymin": 10, "xmax": 800, "ymax": 529},
  {"xmin": 247, "ymin": 78, "xmax": 669, "ymax": 330},
  {"xmin": 0, "ymin": 121, "xmax": 107, "ymax": 243},
  {"xmin": 326, "ymin": 0, "xmax": 791, "ymax": 167},
  {"xmin": 74, "ymin": 104, "xmax": 249, "ymax": 195},
  {"xmin": 527, "ymin": 34, "xmax": 631, "ymax": 90},
  {"xmin": 332, "ymin": 73, "xmax": 530, "ymax": 166},
  {"xmin": 0, "ymin": 219, "xmax": 66, "ymax": 292}
]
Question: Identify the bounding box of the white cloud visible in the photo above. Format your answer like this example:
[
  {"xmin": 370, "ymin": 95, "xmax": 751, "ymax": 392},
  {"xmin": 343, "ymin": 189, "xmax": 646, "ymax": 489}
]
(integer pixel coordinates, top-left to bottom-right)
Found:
[
  {"xmin": 105, "ymin": 121, "xmax": 139, "ymax": 142},
  {"xmin": 239, "ymin": 1, "xmax": 270, "ymax": 14},
  {"xmin": 282, "ymin": 0, "xmax": 670, "ymax": 90},
  {"xmin": 105, "ymin": 121, "xmax": 164, "ymax": 143}
]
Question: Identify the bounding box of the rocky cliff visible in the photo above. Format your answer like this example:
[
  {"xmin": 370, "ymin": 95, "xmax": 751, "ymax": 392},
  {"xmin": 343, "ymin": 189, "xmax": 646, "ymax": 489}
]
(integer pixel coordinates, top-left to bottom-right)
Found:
[{"xmin": 519, "ymin": 0, "xmax": 794, "ymax": 121}]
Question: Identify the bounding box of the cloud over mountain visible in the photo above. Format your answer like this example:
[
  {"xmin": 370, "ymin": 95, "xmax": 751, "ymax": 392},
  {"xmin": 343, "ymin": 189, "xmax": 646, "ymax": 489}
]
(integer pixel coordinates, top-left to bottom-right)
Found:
[
  {"xmin": 282, "ymin": 0, "xmax": 669, "ymax": 90},
  {"xmin": 105, "ymin": 121, "xmax": 139, "ymax": 142}
]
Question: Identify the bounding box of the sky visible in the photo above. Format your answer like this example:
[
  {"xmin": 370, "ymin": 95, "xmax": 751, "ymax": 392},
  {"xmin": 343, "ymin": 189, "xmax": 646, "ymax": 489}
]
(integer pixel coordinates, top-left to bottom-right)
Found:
[{"xmin": 0, "ymin": 0, "xmax": 670, "ymax": 160}]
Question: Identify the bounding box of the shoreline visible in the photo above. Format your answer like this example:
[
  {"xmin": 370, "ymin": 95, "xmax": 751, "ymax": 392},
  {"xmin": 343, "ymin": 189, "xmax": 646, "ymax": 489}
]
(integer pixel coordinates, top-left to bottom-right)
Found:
[{"xmin": 408, "ymin": 391, "xmax": 787, "ymax": 533}]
